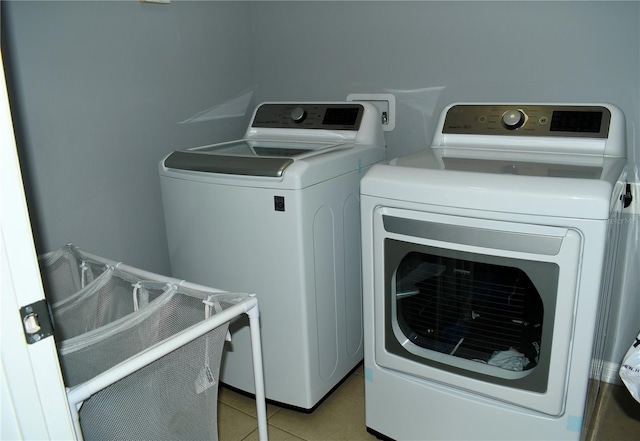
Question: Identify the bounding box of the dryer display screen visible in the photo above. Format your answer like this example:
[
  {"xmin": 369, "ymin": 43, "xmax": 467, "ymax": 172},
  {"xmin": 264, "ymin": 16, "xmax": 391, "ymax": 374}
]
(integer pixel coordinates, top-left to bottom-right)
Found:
[{"xmin": 550, "ymin": 111, "xmax": 603, "ymax": 133}]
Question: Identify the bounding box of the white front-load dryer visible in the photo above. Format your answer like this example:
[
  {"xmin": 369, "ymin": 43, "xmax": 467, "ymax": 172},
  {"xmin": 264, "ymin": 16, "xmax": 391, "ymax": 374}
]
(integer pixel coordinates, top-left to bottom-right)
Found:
[
  {"xmin": 159, "ymin": 102, "xmax": 385, "ymax": 410},
  {"xmin": 361, "ymin": 103, "xmax": 628, "ymax": 440}
]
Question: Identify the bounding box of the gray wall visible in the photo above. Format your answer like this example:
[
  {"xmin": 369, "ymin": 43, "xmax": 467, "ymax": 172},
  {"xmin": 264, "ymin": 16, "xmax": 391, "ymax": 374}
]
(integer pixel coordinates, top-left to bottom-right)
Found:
[
  {"xmin": 249, "ymin": 1, "xmax": 639, "ymax": 161},
  {"xmin": 2, "ymin": 0, "xmax": 256, "ymax": 273},
  {"xmin": 3, "ymin": 1, "xmax": 639, "ymax": 369}
]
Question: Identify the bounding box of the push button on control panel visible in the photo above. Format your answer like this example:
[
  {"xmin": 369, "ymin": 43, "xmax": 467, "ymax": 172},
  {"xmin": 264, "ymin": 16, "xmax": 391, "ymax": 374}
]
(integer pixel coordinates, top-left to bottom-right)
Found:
[{"xmin": 274, "ymin": 196, "xmax": 285, "ymax": 212}]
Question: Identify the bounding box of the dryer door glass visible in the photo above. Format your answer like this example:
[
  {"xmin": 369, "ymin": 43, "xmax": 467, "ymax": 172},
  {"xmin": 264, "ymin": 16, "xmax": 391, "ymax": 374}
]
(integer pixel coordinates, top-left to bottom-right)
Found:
[
  {"xmin": 385, "ymin": 238, "xmax": 560, "ymax": 392},
  {"xmin": 395, "ymin": 252, "xmax": 544, "ymax": 371}
]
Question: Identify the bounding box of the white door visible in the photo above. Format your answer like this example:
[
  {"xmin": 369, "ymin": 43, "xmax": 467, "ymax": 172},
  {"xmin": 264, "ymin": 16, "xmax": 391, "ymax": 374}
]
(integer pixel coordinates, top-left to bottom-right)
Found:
[{"xmin": 0, "ymin": 53, "xmax": 77, "ymax": 440}]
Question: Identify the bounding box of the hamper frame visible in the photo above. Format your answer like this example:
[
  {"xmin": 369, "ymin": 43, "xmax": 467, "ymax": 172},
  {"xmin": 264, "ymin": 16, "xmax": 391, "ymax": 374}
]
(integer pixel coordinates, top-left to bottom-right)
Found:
[{"xmin": 59, "ymin": 249, "xmax": 268, "ymax": 441}]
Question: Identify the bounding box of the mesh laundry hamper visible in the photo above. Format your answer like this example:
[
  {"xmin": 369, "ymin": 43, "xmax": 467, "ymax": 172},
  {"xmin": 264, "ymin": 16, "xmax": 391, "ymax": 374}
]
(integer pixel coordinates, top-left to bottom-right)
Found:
[
  {"xmin": 41, "ymin": 245, "xmax": 268, "ymax": 440},
  {"xmin": 38, "ymin": 243, "xmax": 111, "ymax": 304},
  {"xmin": 51, "ymin": 267, "xmax": 169, "ymax": 342},
  {"xmin": 61, "ymin": 286, "xmax": 250, "ymax": 441}
]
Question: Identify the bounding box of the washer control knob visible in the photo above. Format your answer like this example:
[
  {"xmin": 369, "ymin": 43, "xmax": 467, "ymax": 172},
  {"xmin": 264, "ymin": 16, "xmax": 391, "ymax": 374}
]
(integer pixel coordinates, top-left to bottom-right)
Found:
[
  {"xmin": 290, "ymin": 107, "xmax": 307, "ymax": 123},
  {"xmin": 502, "ymin": 109, "xmax": 526, "ymax": 130}
]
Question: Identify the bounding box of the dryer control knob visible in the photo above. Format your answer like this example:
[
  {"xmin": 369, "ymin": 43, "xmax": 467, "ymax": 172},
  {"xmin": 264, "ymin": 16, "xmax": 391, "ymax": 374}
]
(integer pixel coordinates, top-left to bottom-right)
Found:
[
  {"xmin": 290, "ymin": 107, "xmax": 307, "ymax": 123},
  {"xmin": 502, "ymin": 109, "xmax": 526, "ymax": 130}
]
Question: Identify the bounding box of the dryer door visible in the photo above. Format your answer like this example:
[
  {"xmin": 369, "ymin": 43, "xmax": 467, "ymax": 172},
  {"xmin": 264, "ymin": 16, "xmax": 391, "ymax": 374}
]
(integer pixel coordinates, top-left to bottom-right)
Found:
[{"xmin": 372, "ymin": 207, "xmax": 582, "ymax": 416}]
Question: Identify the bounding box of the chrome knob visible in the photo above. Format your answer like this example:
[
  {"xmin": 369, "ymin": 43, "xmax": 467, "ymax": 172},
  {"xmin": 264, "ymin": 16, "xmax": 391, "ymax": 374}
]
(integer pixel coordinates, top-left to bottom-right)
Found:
[
  {"xmin": 502, "ymin": 109, "xmax": 526, "ymax": 130},
  {"xmin": 290, "ymin": 107, "xmax": 307, "ymax": 123}
]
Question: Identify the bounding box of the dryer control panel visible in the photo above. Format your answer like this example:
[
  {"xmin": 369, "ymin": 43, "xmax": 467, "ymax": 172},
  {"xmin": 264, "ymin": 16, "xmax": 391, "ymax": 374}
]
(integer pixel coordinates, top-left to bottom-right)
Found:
[
  {"xmin": 442, "ymin": 104, "xmax": 611, "ymax": 138},
  {"xmin": 252, "ymin": 103, "xmax": 364, "ymax": 130}
]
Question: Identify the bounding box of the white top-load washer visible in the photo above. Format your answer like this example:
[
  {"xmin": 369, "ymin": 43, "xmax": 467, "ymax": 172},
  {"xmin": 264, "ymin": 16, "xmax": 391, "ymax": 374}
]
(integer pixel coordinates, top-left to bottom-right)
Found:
[
  {"xmin": 360, "ymin": 104, "xmax": 629, "ymax": 440},
  {"xmin": 159, "ymin": 102, "xmax": 385, "ymax": 410}
]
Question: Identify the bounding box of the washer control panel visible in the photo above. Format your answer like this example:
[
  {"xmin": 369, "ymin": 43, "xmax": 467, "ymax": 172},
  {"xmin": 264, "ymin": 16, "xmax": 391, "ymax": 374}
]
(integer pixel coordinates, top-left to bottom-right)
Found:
[
  {"xmin": 252, "ymin": 103, "xmax": 364, "ymax": 130},
  {"xmin": 443, "ymin": 104, "xmax": 610, "ymax": 138}
]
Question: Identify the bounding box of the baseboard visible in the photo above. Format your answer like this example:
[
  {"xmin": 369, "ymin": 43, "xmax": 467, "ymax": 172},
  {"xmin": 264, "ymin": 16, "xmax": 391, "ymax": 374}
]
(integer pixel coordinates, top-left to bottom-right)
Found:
[{"xmin": 600, "ymin": 361, "xmax": 623, "ymax": 385}]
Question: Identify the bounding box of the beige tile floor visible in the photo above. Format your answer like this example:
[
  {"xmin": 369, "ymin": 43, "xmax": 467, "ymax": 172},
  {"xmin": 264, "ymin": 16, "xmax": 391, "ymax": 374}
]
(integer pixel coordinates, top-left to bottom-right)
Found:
[{"xmin": 218, "ymin": 366, "xmax": 640, "ymax": 441}]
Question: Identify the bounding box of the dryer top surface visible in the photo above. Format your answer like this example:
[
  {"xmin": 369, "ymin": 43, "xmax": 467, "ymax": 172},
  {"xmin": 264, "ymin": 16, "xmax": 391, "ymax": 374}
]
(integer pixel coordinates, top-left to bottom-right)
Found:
[{"xmin": 365, "ymin": 103, "xmax": 628, "ymax": 220}]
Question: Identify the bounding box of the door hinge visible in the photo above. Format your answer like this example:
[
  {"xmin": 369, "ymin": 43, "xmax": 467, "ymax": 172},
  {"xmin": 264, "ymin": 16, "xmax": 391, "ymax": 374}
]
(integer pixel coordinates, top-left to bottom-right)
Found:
[{"xmin": 20, "ymin": 299, "xmax": 54, "ymax": 344}]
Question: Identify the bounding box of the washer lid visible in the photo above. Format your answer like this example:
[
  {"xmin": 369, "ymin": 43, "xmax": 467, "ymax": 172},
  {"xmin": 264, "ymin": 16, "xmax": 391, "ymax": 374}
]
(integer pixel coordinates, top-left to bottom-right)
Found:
[{"xmin": 164, "ymin": 139, "xmax": 339, "ymax": 177}]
